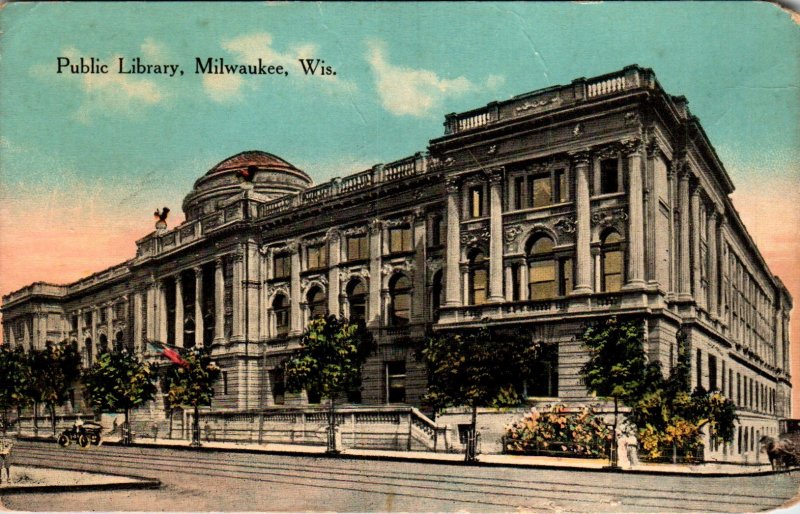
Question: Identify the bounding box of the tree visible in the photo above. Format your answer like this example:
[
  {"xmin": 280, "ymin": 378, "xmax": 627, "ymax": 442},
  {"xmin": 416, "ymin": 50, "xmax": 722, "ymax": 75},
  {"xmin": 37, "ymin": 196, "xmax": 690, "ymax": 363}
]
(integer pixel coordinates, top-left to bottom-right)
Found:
[
  {"xmin": 162, "ymin": 347, "xmax": 220, "ymax": 447},
  {"xmin": 417, "ymin": 325, "xmax": 540, "ymax": 462},
  {"xmin": 82, "ymin": 350, "xmax": 157, "ymax": 444},
  {"xmin": 284, "ymin": 315, "xmax": 375, "ymax": 453},
  {"xmin": 580, "ymin": 316, "xmax": 661, "ymax": 468},
  {"xmin": 28, "ymin": 341, "xmax": 82, "ymax": 437},
  {"xmin": 0, "ymin": 345, "xmax": 32, "ymax": 434},
  {"xmin": 581, "ymin": 318, "xmax": 737, "ymax": 464}
]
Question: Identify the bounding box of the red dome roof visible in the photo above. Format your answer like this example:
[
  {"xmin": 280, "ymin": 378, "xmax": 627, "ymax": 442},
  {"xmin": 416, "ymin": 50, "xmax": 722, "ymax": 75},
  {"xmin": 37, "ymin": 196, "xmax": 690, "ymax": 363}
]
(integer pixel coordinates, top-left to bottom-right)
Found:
[{"xmin": 206, "ymin": 150, "xmax": 301, "ymax": 175}]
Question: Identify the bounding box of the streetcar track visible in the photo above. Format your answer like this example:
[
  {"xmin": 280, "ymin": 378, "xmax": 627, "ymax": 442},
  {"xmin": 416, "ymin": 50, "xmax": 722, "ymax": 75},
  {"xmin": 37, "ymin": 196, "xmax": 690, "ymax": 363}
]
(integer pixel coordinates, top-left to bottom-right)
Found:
[
  {"xmin": 15, "ymin": 445, "xmax": 783, "ymax": 512},
  {"xmin": 16, "ymin": 443, "xmax": 789, "ymax": 504}
]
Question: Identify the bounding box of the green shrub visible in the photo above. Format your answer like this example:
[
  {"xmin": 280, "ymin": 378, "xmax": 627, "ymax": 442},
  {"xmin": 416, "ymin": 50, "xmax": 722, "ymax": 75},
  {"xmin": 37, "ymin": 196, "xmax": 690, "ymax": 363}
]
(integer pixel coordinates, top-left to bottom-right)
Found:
[{"xmin": 504, "ymin": 404, "xmax": 612, "ymax": 458}]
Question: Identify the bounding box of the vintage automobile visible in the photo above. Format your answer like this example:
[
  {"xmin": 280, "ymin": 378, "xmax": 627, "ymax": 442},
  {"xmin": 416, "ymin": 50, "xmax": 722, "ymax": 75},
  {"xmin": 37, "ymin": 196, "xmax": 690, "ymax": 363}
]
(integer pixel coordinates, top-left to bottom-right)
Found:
[{"xmin": 57, "ymin": 421, "xmax": 103, "ymax": 448}]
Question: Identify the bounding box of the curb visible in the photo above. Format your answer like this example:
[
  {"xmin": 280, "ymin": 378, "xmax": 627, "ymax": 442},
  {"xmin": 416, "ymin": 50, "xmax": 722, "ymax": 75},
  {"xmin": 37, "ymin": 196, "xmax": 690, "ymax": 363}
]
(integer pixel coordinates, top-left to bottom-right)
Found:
[
  {"xmin": 0, "ymin": 463, "xmax": 161, "ymax": 496},
  {"xmin": 18, "ymin": 436, "xmax": 785, "ymax": 478}
]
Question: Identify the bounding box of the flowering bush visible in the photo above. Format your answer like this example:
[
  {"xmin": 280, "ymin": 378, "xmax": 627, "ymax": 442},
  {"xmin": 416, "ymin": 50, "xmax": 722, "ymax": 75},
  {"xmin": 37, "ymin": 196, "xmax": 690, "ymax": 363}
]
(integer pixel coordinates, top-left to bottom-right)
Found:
[{"xmin": 504, "ymin": 404, "xmax": 612, "ymax": 458}]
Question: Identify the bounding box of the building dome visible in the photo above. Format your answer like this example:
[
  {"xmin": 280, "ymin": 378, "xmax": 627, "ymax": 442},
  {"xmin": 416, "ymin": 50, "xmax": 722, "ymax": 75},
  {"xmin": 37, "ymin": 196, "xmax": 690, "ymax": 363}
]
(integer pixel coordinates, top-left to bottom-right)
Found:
[{"xmin": 182, "ymin": 151, "xmax": 313, "ymax": 221}]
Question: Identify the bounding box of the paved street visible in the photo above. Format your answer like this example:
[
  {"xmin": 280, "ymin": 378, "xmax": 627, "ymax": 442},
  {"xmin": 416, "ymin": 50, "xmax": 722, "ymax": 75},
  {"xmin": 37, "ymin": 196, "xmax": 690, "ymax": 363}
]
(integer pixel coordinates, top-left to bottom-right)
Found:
[{"xmin": 3, "ymin": 440, "xmax": 799, "ymax": 512}]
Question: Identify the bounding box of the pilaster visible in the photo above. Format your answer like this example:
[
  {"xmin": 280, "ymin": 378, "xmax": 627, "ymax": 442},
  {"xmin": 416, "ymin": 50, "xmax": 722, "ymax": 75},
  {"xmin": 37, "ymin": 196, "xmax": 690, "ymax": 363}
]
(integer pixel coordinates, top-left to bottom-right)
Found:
[
  {"xmin": 488, "ymin": 168, "xmax": 505, "ymax": 302},
  {"xmin": 194, "ymin": 267, "xmax": 204, "ymax": 346},
  {"xmin": 678, "ymin": 165, "xmax": 692, "ymax": 300},
  {"xmin": 214, "ymin": 258, "xmax": 225, "ymax": 343},
  {"xmin": 571, "ymin": 151, "xmax": 592, "ymax": 294},
  {"xmin": 328, "ymin": 230, "xmax": 341, "ymax": 318},
  {"xmin": 444, "ymin": 178, "xmax": 462, "ymax": 307},
  {"xmin": 622, "ymin": 138, "xmax": 645, "ymax": 288},
  {"xmin": 175, "ymin": 276, "xmax": 184, "ymax": 348},
  {"xmin": 368, "ymin": 220, "xmax": 383, "ymax": 327}
]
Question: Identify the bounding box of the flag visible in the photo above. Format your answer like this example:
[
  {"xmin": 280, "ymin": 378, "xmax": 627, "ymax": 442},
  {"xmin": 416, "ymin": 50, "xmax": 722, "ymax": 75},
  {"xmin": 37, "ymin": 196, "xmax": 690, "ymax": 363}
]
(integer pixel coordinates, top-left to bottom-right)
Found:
[{"xmin": 148, "ymin": 341, "xmax": 189, "ymax": 368}]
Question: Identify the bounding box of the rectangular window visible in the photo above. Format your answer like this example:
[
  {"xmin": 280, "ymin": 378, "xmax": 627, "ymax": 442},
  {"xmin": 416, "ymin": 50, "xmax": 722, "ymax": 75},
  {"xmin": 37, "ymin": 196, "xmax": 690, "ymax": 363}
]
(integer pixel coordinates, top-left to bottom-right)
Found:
[
  {"xmin": 470, "ymin": 187, "xmax": 484, "ymax": 218},
  {"xmin": 600, "ymin": 158, "xmax": 619, "ymax": 194},
  {"xmin": 737, "ymin": 373, "xmax": 741, "ymax": 406},
  {"xmin": 346, "ymin": 234, "xmax": 369, "ymax": 261},
  {"xmin": 708, "ymin": 355, "xmax": 717, "ymax": 391},
  {"xmin": 386, "ymin": 361, "xmax": 406, "ymax": 403},
  {"xmin": 389, "ymin": 226, "xmax": 412, "ymax": 253},
  {"xmin": 100, "ymin": 309, "xmax": 107, "ymax": 324},
  {"xmin": 221, "ymin": 371, "xmax": 228, "ymax": 396},
  {"xmin": 529, "ymin": 261, "xmax": 556, "ymax": 300},
  {"xmin": 429, "ymin": 216, "xmax": 442, "ymax": 247},
  {"xmin": 470, "ymin": 268, "xmax": 488, "ymax": 305},
  {"xmin": 273, "ymin": 254, "xmax": 290, "ymax": 279},
  {"xmin": 514, "ymin": 176, "xmax": 525, "ymax": 210},
  {"xmin": 553, "ymin": 169, "xmax": 568, "ymax": 203},
  {"xmin": 558, "ymin": 258, "xmax": 573, "ymax": 296},
  {"xmin": 306, "ymin": 244, "xmax": 328, "ymax": 270},
  {"xmin": 526, "ymin": 343, "xmax": 558, "ymax": 397},
  {"xmin": 72, "ymin": 315, "xmax": 78, "ymax": 331},
  {"xmin": 530, "ymin": 174, "xmax": 551, "ymax": 208},
  {"xmin": 271, "ymin": 368, "xmax": 285, "ymax": 405},
  {"xmin": 696, "ymin": 349, "xmax": 703, "ymax": 389}
]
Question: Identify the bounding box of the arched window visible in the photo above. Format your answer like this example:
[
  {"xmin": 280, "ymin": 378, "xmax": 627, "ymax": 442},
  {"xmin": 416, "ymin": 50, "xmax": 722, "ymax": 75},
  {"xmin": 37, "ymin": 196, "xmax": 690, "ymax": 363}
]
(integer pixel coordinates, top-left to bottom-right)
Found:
[
  {"xmin": 389, "ymin": 274, "xmax": 411, "ymax": 326},
  {"xmin": 346, "ymin": 279, "xmax": 367, "ymax": 322},
  {"xmin": 85, "ymin": 337, "xmax": 93, "ymax": 366},
  {"xmin": 307, "ymin": 286, "xmax": 327, "ymax": 320},
  {"xmin": 273, "ymin": 294, "xmax": 290, "ymax": 337},
  {"xmin": 114, "ymin": 331, "xmax": 125, "ymax": 352},
  {"xmin": 468, "ymin": 249, "xmax": 488, "ymax": 305},
  {"xmin": 99, "ymin": 334, "xmax": 109, "ymax": 354},
  {"xmin": 431, "ymin": 270, "xmax": 443, "ymax": 320},
  {"xmin": 601, "ymin": 230, "xmax": 624, "ymax": 292},
  {"xmin": 528, "ymin": 235, "xmax": 556, "ymax": 300}
]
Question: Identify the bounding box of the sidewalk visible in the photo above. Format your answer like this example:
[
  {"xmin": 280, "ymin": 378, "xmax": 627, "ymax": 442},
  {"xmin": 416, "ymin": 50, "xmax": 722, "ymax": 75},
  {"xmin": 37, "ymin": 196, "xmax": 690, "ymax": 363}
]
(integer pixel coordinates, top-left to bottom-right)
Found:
[
  {"xmin": 59, "ymin": 433, "xmax": 778, "ymax": 477},
  {"xmin": 0, "ymin": 465, "xmax": 160, "ymax": 494}
]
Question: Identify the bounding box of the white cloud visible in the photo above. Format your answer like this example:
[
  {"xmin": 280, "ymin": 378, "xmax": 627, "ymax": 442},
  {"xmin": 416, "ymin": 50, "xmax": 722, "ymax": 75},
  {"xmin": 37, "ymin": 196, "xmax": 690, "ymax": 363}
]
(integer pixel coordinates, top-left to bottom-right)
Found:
[
  {"xmin": 35, "ymin": 43, "xmax": 170, "ymax": 123},
  {"xmin": 366, "ymin": 40, "xmax": 501, "ymax": 118},
  {"xmin": 202, "ymin": 33, "xmax": 356, "ymax": 103}
]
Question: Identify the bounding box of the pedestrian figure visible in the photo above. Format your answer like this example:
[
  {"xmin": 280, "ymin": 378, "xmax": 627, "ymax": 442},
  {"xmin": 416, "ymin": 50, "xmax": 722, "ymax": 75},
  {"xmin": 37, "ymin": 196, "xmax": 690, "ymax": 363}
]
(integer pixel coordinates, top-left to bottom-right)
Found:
[
  {"xmin": 0, "ymin": 437, "xmax": 13, "ymax": 484},
  {"xmin": 111, "ymin": 417, "xmax": 118, "ymax": 435},
  {"xmin": 204, "ymin": 421, "xmax": 213, "ymax": 442}
]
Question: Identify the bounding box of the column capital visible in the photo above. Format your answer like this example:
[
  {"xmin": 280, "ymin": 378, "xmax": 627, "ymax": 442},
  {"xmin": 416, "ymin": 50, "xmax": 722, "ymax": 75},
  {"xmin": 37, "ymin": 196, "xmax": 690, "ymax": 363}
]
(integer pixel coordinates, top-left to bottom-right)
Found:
[
  {"xmin": 369, "ymin": 218, "xmax": 383, "ymax": 235},
  {"xmin": 326, "ymin": 227, "xmax": 341, "ymax": 243},
  {"xmin": 445, "ymin": 177, "xmax": 461, "ymax": 194},
  {"xmin": 619, "ymin": 138, "xmax": 642, "ymax": 156},
  {"xmin": 486, "ymin": 166, "xmax": 504, "ymax": 183},
  {"xmin": 231, "ymin": 251, "xmax": 244, "ymax": 263},
  {"xmin": 569, "ymin": 150, "xmax": 592, "ymax": 166},
  {"xmin": 193, "ymin": 265, "xmax": 203, "ymax": 274},
  {"xmin": 215, "ymin": 256, "xmax": 224, "ymax": 267}
]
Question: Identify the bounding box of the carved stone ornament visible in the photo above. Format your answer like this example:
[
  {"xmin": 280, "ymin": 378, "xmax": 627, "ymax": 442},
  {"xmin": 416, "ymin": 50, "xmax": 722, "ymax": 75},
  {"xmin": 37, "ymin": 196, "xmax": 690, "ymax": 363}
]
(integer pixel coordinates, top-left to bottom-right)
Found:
[
  {"xmin": 258, "ymin": 244, "xmax": 271, "ymax": 256},
  {"xmin": 620, "ymin": 138, "xmax": 642, "ymax": 156},
  {"xmin": 555, "ymin": 216, "xmax": 577, "ymax": 234},
  {"xmin": 591, "ymin": 208, "xmax": 628, "ymax": 227},
  {"xmin": 304, "ymin": 234, "xmax": 327, "ymax": 247},
  {"xmin": 342, "ymin": 266, "xmax": 370, "ymax": 281},
  {"xmin": 572, "ymin": 123, "xmax": 583, "ymax": 138},
  {"xmin": 342, "ymin": 225, "xmax": 368, "ymax": 237},
  {"xmin": 445, "ymin": 178, "xmax": 460, "ymax": 194},
  {"xmin": 624, "ymin": 111, "xmax": 640, "ymax": 126},
  {"xmin": 514, "ymin": 94, "xmax": 562, "ymax": 113},
  {"xmin": 460, "ymin": 229, "xmax": 490, "ymax": 247},
  {"xmin": 594, "ymin": 144, "xmax": 618, "ymax": 161},
  {"xmin": 369, "ymin": 219, "xmax": 383, "ymax": 235},
  {"xmin": 444, "ymin": 157, "xmax": 456, "ymax": 167},
  {"xmin": 272, "ymin": 240, "xmax": 300, "ymax": 254},
  {"xmin": 266, "ymin": 284, "xmax": 290, "ymax": 300},
  {"xmin": 384, "ymin": 215, "xmax": 414, "ymax": 228},
  {"xmin": 504, "ymin": 225, "xmax": 523, "ymax": 244},
  {"xmin": 301, "ymin": 275, "xmax": 328, "ymax": 291},
  {"xmin": 487, "ymin": 144, "xmax": 497, "ymax": 155},
  {"xmin": 569, "ymin": 150, "xmax": 592, "ymax": 166},
  {"xmin": 325, "ymin": 228, "xmax": 341, "ymax": 243},
  {"xmin": 426, "ymin": 258, "xmax": 443, "ymax": 274},
  {"xmin": 381, "ymin": 259, "xmax": 415, "ymax": 276}
]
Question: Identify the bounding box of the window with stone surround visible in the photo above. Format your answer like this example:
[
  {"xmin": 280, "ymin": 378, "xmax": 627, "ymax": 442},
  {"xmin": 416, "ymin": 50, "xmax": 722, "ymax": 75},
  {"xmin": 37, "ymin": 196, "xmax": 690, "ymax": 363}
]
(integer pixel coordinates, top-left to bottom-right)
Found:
[
  {"xmin": 346, "ymin": 234, "xmax": 369, "ymax": 261},
  {"xmin": 273, "ymin": 254, "xmax": 290, "ymax": 280},
  {"xmin": 307, "ymin": 286, "xmax": 327, "ymax": 320},
  {"xmin": 527, "ymin": 235, "xmax": 556, "ymax": 300},
  {"xmin": 600, "ymin": 230, "xmax": 624, "ymax": 293},
  {"xmin": 512, "ymin": 168, "xmax": 569, "ymax": 210},
  {"xmin": 389, "ymin": 273, "xmax": 411, "ymax": 326},
  {"xmin": 468, "ymin": 249, "xmax": 488, "ymax": 305},
  {"xmin": 599, "ymin": 158, "xmax": 620, "ymax": 194},
  {"xmin": 385, "ymin": 360, "xmax": 406, "ymax": 403},
  {"xmin": 388, "ymin": 225, "xmax": 412, "ymax": 254},
  {"xmin": 346, "ymin": 279, "xmax": 367, "ymax": 322},
  {"xmin": 273, "ymin": 294, "xmax": 290, "ymax": 337},
  {"xmin": 305, "ymin": 243, "xmax": 328, "ymax": 270},
  {"xmin": 525, "ymin": 343, "xmax": 559, "ymax": 397},
  {"xmin": 469, "ymin": 185, "xmax": 484, "ymax": 218},
  {"xmin": 429, "ymin": 215, "xmax": 443, "ymax": 247}
]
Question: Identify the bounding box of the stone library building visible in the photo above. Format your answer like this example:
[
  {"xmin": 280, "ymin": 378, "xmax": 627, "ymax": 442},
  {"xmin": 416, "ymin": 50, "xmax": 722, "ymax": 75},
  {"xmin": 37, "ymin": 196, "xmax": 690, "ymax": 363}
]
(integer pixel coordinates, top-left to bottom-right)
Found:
[{"xmin": 2, "ymin": 66, "xmax": 791, "ymax": 462}]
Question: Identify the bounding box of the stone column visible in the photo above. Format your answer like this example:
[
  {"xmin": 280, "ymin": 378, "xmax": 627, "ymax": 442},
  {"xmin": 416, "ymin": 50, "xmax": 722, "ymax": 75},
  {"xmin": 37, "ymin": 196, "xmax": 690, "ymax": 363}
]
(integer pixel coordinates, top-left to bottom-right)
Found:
[
  {"xmin": 91, "ymin": 307, "xmax": 99, "ymax": 358},
  {"xmin": 461, "ymin": 265, "xmax": 470, "ymax": 305},
  {"xmin": 444, "ymin": 179, "xmax": 462, "ymax": 307},
  {"xmin": 504, "ymin": 264, "xmax": 514, "ymax": 302},
  {"xmin": 289, "ymin": 242, "xmax": 302, "ymax": 334},
  {"xmin": 412, "ymin": 210, "xmax": 427, "ymax": 322},
  {"xmin": 194, "ymin": 267, "xmax": 204, "ymax": 346},
  {"xmin": 77, "ymin": 308, "xmax": 85, "ymax": 353},
  {"xmin": 667, "ymin": 164, "xmax": 677, "ymax": 294},
  {"xmin": 678, "ymin": 167, "xmax": 692, "ymax": 300},
  {"xmin": 519, "ymin": 259, "xmax": 529, "ymax": 301},
  {"xmin": 707, "ymin": 210, "xmax": 719, "ymax": 318},
  {"xmin": 368, "ymin": 220, "xmax": 383, "ymax": 326},
  {"xmin": 231, "ymin": 252, "xmax": 244, "ymax": 340},
  {"xmin": 132, "ymin": 293, "xmax": 141, "ymax": 353},
  {"xmin": 214, "ymin": 258, "xmax": 225, "ymax": 342},
  {"xmin": 174, "ymin": 276, "xmax": 184, "ymax": 348},
  {"xmin": 593, "ymin": 247, "xmax": 602, "ymax": 292},
  {"xmin": 328, "ymin": 230, "xmax": 341, "ymax": 318},
  {"xmin": 488, "ymin": 169, "xmax": 505, "ymax": 302},
  {"xmin": 690, "ymin": 183, "xmax": 702, "ymax": 302},
  {"xmin": 622, "ymin": 139, "xmax": 645, "ymax": 287},
  {"xmin": 106, "ymin": 304, "xmax": 113, "ymax": 350},
  {"xmin": 571, "ymin": 151, "xmax": 592, "ymax": 294},
  {"xmin": 716, "ymin": 214, "xmax": 726, "ymax": 319}
]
